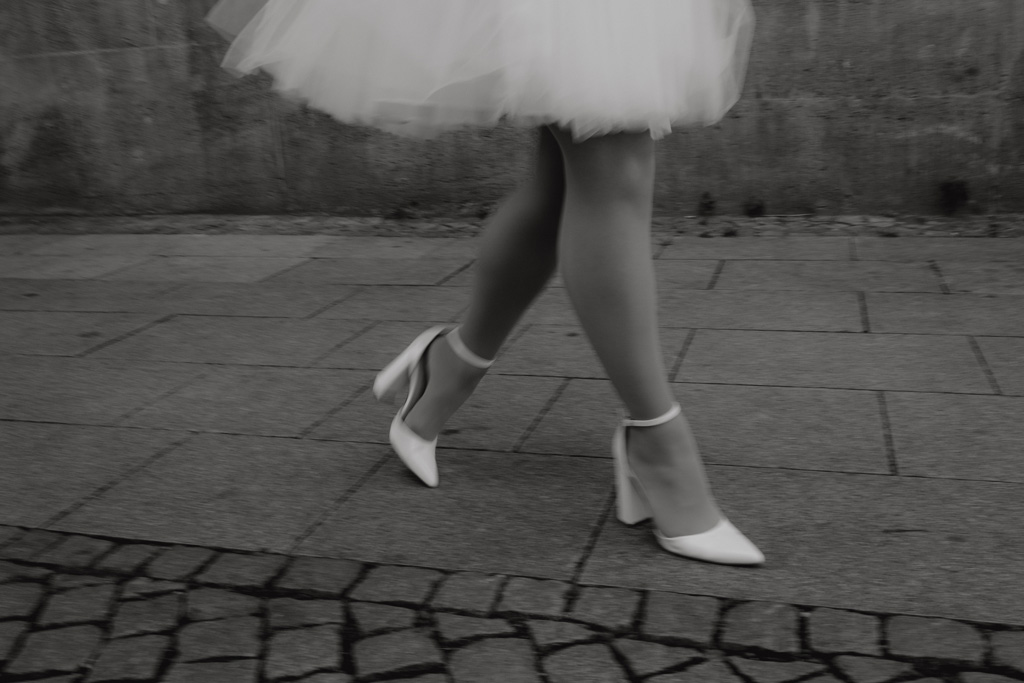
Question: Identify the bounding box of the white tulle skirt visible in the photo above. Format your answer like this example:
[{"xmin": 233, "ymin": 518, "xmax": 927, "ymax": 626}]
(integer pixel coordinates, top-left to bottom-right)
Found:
[{"xmin": 207, "ymin": 0, "xmax": 755, "ymax": 141}]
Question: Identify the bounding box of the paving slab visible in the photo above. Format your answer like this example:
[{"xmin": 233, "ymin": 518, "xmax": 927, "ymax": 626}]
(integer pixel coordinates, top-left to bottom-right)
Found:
[
  {"xmin": 887, "ymin": 393, "xmax": 1024, "ymax": 482},
  {"xmin": 0, "ymin": 356, "xmax": 205, "ymax": 424},
  {"xmin": 660, "ymin": 236, "xmax": 851, "ymax": 261},
  {"xmin": 715, "ymin": 261, "xmax": 942, "ymax": 292},
  {"xmin": 26, "ymin": 234, "xmax": 192, "ymax": 257},
  {"xmin": 100, "ymin": 256, "xmax": 308, "ymax": 283},
  {"xmin": 974, "ymin": 337, "xmax": 1024, "ymax": 396},
  {"xmin": 0, "ymin": 279, "xmax": 177, "ymax": 312},
  {"xmin": 312, "ymin": 374, "xmax": 561, "ymax": 452},
  {"xmin": 939, "ymin": 262, "xmax": 1024, "ymax": 294},
  {"xmin": 517, "ymin": 379, "xmax": 617, "ymax": 458},
  {"xmin": 855, "ymin": 237, "xmax": 1024, "ymax": 262},
  {"xmin": 679, "ymin": 330, "xmax": 992, "ymax": 393},
  {"xmin": 498, "ymin": 325, "xmax": 690, "ymax": 379},
  {"xmin": 317, "ymin": 285, "xmax": 468, "ymax": 322},
  {"xmin": 523, "ymin": 380, "xmax": 890, "ymax": 472},
  {"xmin": 0, "ymin": 423, "xmax": 186, "ymax": 527},
  {"xmin": 653, "ymin": 261, "xmax": 722, "ymax": 289},
  {"xmin": 313, "ymin": 236, "xmax": 442, "ymax": 259},
  {"xmin": 314, "ymin": 320, "xmax": 450, "ymax": 370},
  {"xmin": 143, "ymin": 282, "xmax": 356, "ymax": 317},
  {"xmin": 92, "ymin": 316, "xmax": 366, "ymax": 366},
  {"xmin": 0, "ymin": 255, "xmax": 153, "ymax": 279},
  {"xmin": 659, "ymin": 290, "xmax": 862, "ymax": 331},
  {"xmin": 425, "ymin": 238, "xmax": 482, "ymax": 260},
  {"xmin": 0, "ymin": 235, "xmax": 74, "ymax": 256},
  {"xmin": 123, "ymin": 366, "xmax": 371, "ymax": 437},
  {"xmin": 581, "ymin": 467, "xmax": 1024, "ymax": 625},
  {"xmin": 152, "ymin": 234, "xmax": 334, "ymax": 257},
  {"xmin": 52, "ymin": 437, "xmax": 383, "ymax": 553},
  {"xmin": 265, "ymin": 258, "xmax": 468, "ymax": 285},
  {"xmin": 866, "ymin": 293, "xmax": 1024, "ymax": 336},
  {"xmin": 0, "ymin": 311, "xmax": 162, "ymax": 356},
  {"xmin": 297, "ymin": 451, "xmax": 610, "ymax": 579}
]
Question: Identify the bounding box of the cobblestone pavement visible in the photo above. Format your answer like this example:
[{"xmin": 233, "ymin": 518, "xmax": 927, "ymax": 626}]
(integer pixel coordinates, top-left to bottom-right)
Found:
[{"xmin": 1, "ymin": 527, "xmax": 1023, "ymax": 683}]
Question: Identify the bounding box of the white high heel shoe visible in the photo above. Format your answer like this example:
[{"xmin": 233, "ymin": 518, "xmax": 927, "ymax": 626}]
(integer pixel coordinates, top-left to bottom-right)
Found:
[
  {"xmin": 613, "ymin": 403, "xmax": 765, "ymax": 565},
  {"xmin": 373, "ymin": 325, "xmax": 494, "ymax": 487}
]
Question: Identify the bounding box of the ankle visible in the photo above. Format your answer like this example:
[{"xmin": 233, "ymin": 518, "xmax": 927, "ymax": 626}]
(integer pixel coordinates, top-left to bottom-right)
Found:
[
  {"xmin": 627, "ymin": 418, "xmax": 698, "ymax": 467},
  {"xmin": 446, "ymin": 327, "xmax": 495, "ymax": 370}
]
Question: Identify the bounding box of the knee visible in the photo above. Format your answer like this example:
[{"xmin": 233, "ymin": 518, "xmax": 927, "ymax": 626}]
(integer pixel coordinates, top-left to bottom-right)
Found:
[{"xmin": 560, "ymin": 135, "xmax": 656, "ymax": 203}]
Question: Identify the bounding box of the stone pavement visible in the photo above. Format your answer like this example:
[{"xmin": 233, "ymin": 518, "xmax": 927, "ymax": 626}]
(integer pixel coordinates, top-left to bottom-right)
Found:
[{"xmin": 1, "ymin": 217, "xmax": 1023, "ymax": 682}]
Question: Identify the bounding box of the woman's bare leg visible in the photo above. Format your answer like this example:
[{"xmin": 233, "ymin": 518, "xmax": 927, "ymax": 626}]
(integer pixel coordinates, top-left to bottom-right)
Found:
[
  {"xmin": 548, "ymin": 125, "xmax": 721, "ymax": 537},
  {"xmin": 403, "ymin": 127, "xmax": 564, "ymax": 440}
]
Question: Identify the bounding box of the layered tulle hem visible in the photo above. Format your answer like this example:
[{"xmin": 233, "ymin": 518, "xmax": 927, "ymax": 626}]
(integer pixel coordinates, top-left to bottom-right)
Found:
[{"xmin": 208, "ymin": 0, "xmax": 755, "ymax": 142}]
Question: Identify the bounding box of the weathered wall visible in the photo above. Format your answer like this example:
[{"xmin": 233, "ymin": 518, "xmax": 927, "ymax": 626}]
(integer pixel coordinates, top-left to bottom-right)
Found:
[{"xmin": 1, "ymin": 0, "xmax": 1022, "ymax": 216}]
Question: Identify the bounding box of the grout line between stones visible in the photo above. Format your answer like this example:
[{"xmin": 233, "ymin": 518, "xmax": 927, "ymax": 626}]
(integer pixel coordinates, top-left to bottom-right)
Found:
[
  {"xmin": 75, "ymin": 313, "xmax": 178, "ymax": 358},
  {"xmin": 706, "ymin": 260, "xmax": 726, "ymax": 290},
  {"xmin": 669, "ymin": 329, "xmax": 697, "ymax": 382},
  {"xmin": 566, "ymin": 485, "xmax": 617, "ymax": 594},
  {"xmin": 297, "ymin": 379, "xmax": 374, "ymax": 440},
  {"xmin": 928, "ymin": 260, "xmax": 952, "ymax": 294},
  {"xmin": 39, "ymin": 434, "xmax": 196, "ymax": 529},
  {"xmin": 511, "ymin": 377, "xmax": 571, "ymax": 452},
  {"xmin": 849, "ymin": 238, "xmax": 859, "ymax": 261},
  {"xmin": 305, "ymin": 319, "xmax": 381, "ymax": 369},
  {"xmin": 968, "ymin": 336, "xmax": 1004, "ymax": 396},
  {"xmin": 857, "ymin": 292, "xmax": 871, "ymax": 333},
  {"xmin": 876, "ymin": 392, "xmax": 899, "ymax": 476},
  {"xmin": 285, "ymin": 453, "xmax": 393, "ymax": 554},
  {"xmin": 434, "ymin": 259, "xmax": 475, "ymax": 286},
  {"xmin": 303, "ymin": 285, "xmax": 364, "ymax": 320}
]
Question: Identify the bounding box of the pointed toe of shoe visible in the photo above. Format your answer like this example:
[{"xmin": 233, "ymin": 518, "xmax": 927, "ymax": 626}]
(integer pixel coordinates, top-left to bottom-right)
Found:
[
  {"xmin": 389, "ymin": 413, "xmax": 439, "ymax": 487},
  {"xmin": 655, "ymin": 518, "xmax": 764, "ymax": 566}
]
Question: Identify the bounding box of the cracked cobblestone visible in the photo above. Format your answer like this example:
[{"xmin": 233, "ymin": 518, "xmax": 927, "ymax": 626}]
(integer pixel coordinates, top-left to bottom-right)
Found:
[
  {"xmin": 498, "ymin": 577, "xmax": 568, "ymax": 617},
  {"xmin": 349, "ymin": 565, "xmax": 442, "ymax": 605},
  {"xmin": 34, "ymin": 535, "xmax": 113, "ymax": 569},
  {"xmin": 432, "ymin": 572, "xmax": 503, "ymax": 614},
  {"xmin": 808, "ymin": 608, "xmax": 883, "ymax": 656},
  {"xmin": 0, "ymin": 530, "xmax": 1020, "ymax": 682},
  {"xmin": 721, "ymin": 602, "xmax": 801, "ymax": 654},
  {"xmin": 544, "ymin": 643, "xmax": 628, "ymax": 683},
  {"xmin": 643, "ymin": 592, "xmax": 719, "ymax": 646},
  {"xmin": 269, "ymin": 597, "xmax": 344, "ymax": 629},
  {"xmin": 886, "ymin": 615, "xmax": 985, "ymax": 664},
  {"xmin": 86, "ymin": 634, "xmax": 169, "ymax": 682},
  {"xmin": 188, "ymin": 587, "xmax": 260, "ymax": 621},
  {"xmin": 6, "ymin": 625, "xmax": 102, "ymax": 676},
  {"xmin": 267, "ymin": 624, "xmax": 343, "ymax": 680},
  {"xmin": 38, "ymin": 583, "xmax": 116, "ymax": 627},
  {"xmin": 350, "ymin": 601, "xmax": 417, "ymax": 636},
  {"xmin": 528, "ymin": 619, "xmax": 597, "ymax": 649},
  {"xmin": 196, "ymin": 552, "xmax": 288, "ymax": 589},
  {"xmin": 449, "ymin": 638, "xmax": 539, "ymax": 683},
  {"xmin": 437, "ymin": 613, "xmax": 516, "ymax": 643},
  {"xmin": 178, "ymin": 615, "xmax": 261, "ymax": 661},
  {"xmin": 613, "ymin": 639, "xmax": 700, "ymax": 678},
  {"xmin": 146, "ymin": 546, "xmax": 215, "ymax": 581},
  {"xmin": 353, "ymin": 628, "xmax": 443, "ymax": 678},
  {"xmin": 111, "ymin": 592, "xmax": 181, "ymax": 638},
  {"xmin": 569, "ymin": 586, "xmax": 641, "ymax": 631}
]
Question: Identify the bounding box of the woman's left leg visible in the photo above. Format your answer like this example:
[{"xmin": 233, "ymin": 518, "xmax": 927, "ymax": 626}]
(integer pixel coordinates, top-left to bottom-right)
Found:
[{"xmin": 403, "ymin": 127, "xmax": 565, "ymax": 441}]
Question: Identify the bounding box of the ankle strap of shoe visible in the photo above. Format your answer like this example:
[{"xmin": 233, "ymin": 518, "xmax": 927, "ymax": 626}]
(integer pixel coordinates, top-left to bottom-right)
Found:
[
  {"xmin": 624, "ymin": 402, "xmax": 681, "ymax": 428},
  {"xmin": 447, "ymin": 327, "xmax": 495, "ymax": 369}
]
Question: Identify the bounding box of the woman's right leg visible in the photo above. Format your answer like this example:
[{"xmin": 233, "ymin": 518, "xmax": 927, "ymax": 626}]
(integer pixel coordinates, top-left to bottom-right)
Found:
[{"xmin": 548, "ymin": 124, "xmax": 722, "ymax": 537}]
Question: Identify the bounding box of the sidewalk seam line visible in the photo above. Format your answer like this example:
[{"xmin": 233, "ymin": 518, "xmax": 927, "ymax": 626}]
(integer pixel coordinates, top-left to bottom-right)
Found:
[
  {"xmin": 928, "ymin": 260, "xmax": 952, "ymax": 294},
  {"xmin": 303, "ymin": 285, "xmax": 364, "ymax": 320},
  {"xmin": 669, "ymin": 329, "xmax": 697, "ymax": 382},
  {"xmin": 434, "ymin": 259, "xmax": 474, "ymax": 286},
  {"xmin": 706, "ymin": 260, "xmax": 726, "ymax": 290},
  {"xmin": 858, "ymin": 292, "xmax": 871, "ymax": 333},
  {"xmin": 305, "ymin": 319, "xmax": 380, "ymax": 369},
  {"xmin": 511, "ymin": 377, "xmax": 571, "ymax": 453},
  {"xmin": 968, "ymin": 336, "xmax": 1004, "ymax": 396},
  {"xmin": 286, "ymin": 451, "xmax": 392, "ymax": 554},
  {"xmin": 40, "ymin": 434, "xmax": 196, "ymax": 528},
  {"xmin": 876, "ymin": 391, "xmax": 899, "ymax": 476},
  {"xmin": 75, "ymin": 313, "xmax": 177, "ymax": 358}
]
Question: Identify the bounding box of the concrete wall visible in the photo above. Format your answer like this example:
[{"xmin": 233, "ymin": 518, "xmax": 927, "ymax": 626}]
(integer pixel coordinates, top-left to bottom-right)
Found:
[{"xmin": 1, "ymin": 0, "xmax": 1022, "ymax": 217}]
